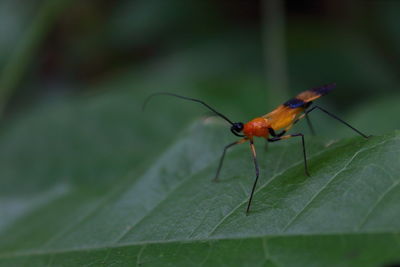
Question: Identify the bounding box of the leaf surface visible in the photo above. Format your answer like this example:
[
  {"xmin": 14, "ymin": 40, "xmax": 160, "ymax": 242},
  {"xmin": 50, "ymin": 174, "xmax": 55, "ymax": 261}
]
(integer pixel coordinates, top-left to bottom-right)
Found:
[{"xmin": 0, "ymin": 91, "xmax": 399, "ymax": 266}]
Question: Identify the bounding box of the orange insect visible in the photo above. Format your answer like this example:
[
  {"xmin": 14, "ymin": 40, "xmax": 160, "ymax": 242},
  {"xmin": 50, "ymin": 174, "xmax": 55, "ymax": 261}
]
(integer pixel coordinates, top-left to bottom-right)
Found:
[{"xmin": 144, "ymin": 83, "xmax": 369, "ymax": 214}]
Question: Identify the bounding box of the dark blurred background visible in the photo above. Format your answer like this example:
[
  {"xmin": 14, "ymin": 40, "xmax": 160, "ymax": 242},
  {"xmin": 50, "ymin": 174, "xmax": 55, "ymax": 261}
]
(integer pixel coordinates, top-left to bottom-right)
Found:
[{"xmin": 1, "ymin": 0, "xmax": 399, "ymax": 118}]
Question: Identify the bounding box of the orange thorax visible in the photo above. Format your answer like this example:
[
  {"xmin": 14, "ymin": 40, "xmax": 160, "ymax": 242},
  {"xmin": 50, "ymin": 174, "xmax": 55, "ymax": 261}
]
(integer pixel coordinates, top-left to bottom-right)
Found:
[{"xmin": 243, "ymin": 117, "xmax": 270, "ymax": 138}]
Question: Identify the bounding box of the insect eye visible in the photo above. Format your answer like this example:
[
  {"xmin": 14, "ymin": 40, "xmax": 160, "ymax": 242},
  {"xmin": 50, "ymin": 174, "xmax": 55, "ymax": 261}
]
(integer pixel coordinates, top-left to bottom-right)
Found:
[{"xmin": 233, "ymin": 122, "xmax": 244, "ymax": 132}]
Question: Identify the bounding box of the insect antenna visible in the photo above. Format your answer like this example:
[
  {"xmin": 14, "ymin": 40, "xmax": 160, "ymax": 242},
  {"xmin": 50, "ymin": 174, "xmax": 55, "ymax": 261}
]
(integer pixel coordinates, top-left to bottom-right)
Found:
[{"xmin": 143, "ymin": 92, "xmax": 236, "ymax": 126}]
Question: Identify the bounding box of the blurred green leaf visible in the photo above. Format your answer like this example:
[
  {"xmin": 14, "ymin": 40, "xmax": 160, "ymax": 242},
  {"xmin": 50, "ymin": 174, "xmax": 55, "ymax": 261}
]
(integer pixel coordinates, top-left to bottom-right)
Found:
[
  {"xmin": 0, "ymin": 84, "xmax": 399, "ymax": 266},
  {"xmin": 347, "ymin": 95, "xmax": 400, "ymax": 136},
  {"xmin": 0, "ymin": 0, "xmax": 71, "ymax": 113}
]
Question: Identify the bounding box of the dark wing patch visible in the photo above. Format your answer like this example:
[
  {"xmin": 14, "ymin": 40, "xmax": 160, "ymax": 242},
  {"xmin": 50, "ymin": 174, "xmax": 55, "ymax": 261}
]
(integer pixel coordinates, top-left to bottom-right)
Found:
[
  {"xmin": 310, "ymin": 83, "xmax": 336, "ymax": 96},
  {"xmin": 283, "ymin": 83, "xmax": 336, "ymax": 109},
  {"xmin": 283, "ymin": 98, "xmax": 305, "ymax": 108}
]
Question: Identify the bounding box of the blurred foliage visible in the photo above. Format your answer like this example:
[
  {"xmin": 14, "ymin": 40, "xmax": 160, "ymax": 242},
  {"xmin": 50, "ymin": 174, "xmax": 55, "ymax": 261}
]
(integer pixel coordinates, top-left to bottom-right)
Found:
[
  {"xmin": 0, "ymin": 0, "xmax": 400, "ymax": 266},
  {"xmin": 0, "ymin": 0, "xmax": 398, "ymax": 121}
]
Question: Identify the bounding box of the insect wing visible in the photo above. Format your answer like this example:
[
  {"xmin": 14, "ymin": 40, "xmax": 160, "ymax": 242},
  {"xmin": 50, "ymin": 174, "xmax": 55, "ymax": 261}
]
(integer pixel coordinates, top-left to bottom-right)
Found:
[{"xmin": 296, "ymin": 83, "xmax": 336, "ymax": 103}]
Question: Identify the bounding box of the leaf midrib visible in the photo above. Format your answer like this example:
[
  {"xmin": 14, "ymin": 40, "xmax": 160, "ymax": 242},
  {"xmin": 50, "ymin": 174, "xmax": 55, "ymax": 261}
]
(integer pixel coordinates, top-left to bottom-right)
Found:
[{"xmin": 0, "ymin": 231, "xmax": 398, "ymax": 260}]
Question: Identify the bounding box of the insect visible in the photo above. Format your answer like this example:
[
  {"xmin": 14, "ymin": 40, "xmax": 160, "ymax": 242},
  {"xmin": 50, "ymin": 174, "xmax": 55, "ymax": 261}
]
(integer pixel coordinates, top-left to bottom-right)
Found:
[{"xmin": 143, "ymin": 83, "xmax": 369, "ymax": 215}]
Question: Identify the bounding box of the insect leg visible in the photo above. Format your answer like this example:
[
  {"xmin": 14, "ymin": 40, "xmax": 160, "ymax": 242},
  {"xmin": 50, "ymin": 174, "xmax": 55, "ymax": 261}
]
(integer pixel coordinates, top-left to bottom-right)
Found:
[
  {"xmin": 306, "ymin": 106, "xmax": 369, "ymax": 138},
  {"xmin": 268, "ymin": 128, "xmax": 286, "ymax": 137},
  {"xmin": 214, "ymin": 138, "xmax": 247, "ymax": 182},
  {"xmin": 246, "ymin": 139, "xmax": 259, "ymax": 215},
  {"xmin": 268, "ymin": 133, "xmax": 309, "ymax": 177},
  {"xmin": 305, "ymin": 113, "xmax": 316, "ymax": 135}
]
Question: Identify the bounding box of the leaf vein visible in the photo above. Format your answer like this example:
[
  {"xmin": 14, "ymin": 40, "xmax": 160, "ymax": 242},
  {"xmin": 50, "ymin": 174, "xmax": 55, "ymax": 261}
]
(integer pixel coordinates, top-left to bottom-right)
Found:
[
  {"xmin": 282, "ymin": 139, "xmax": 390, "ymax": 232},
  {"xmin": 208, "ymin": 146, "xmax": 331, "ymax": 236},
  {"xmin": 357, "ymin": 181, "xmax": 400, "ymax": 230}
]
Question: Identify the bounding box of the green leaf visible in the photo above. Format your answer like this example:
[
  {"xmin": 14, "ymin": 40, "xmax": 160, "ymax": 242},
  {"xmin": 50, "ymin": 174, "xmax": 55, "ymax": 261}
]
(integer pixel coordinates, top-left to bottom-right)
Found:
[{"xmin": 0, "ymin": 88, "xmax": 399, "ymax": 266}]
